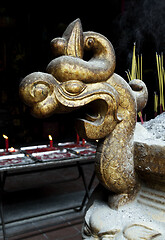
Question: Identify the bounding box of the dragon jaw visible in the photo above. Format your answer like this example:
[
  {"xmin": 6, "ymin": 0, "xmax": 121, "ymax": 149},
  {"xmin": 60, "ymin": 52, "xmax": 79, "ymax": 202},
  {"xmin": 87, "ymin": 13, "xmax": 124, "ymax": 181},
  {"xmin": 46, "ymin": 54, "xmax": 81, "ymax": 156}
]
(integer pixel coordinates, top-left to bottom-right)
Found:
[{"xmin": 19, "ymin": 71, "xmax": 121, "ymax": 140}]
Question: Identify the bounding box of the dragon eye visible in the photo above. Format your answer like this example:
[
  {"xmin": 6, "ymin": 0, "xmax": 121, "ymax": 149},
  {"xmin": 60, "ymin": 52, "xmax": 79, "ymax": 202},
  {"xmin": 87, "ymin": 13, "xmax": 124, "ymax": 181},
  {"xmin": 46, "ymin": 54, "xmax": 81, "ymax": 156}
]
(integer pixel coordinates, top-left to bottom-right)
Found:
[
  {"xmin": 63, "ymin": 80, "xmax": 86, "ymax": 95},
  {"xmin": 86, "ymin": 38, "xmax": 94, "ymax": 47}
]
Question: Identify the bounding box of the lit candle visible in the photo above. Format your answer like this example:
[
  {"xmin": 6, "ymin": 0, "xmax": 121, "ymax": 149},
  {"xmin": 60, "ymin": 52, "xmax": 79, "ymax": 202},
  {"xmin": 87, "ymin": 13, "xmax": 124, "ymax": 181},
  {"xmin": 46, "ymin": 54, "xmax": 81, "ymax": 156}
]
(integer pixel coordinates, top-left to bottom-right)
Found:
[
  {"xmin": 49, "ymin": 135, "xmax": 53, "ymax": 148},
  {"xmin": 76, "ymin": 132, "xmax": 80, "ymax": 145},
  {"xmin": 3, "ymin": 134, "xmax": 9, "ymax": 152},
  {"xmin": 9, "ymin": 147, "xmax": 15, "ymax": 152}
]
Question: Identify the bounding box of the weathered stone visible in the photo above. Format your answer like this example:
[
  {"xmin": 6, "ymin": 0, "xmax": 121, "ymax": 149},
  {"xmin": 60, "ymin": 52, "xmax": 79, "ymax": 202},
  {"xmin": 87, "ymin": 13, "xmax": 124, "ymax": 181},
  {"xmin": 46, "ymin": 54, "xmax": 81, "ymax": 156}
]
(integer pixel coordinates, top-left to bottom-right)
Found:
[{"xmin": 134, "ymin": 123, "xmax": 165, "ymax": 191}]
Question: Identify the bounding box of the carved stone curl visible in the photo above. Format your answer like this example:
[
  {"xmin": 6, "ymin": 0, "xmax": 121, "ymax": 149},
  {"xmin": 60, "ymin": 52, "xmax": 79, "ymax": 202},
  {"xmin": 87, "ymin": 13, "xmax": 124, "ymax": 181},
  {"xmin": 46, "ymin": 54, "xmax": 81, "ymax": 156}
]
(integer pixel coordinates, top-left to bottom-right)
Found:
[{"xmin": 19, "ymin": 19, "xmax": 165, "ymax": 238}]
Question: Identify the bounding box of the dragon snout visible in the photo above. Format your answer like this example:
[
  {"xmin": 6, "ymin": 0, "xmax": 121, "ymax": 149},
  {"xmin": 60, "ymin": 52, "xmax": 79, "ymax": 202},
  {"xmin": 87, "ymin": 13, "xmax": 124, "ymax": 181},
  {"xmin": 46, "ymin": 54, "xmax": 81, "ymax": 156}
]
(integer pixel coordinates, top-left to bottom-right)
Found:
[
  {"xmin": 19, "ymin": 72, "xmax": 56, "ymax": 105},
  {"xmin": 19, "ymin": 72, "xmax": 61, "ymax": 118}
]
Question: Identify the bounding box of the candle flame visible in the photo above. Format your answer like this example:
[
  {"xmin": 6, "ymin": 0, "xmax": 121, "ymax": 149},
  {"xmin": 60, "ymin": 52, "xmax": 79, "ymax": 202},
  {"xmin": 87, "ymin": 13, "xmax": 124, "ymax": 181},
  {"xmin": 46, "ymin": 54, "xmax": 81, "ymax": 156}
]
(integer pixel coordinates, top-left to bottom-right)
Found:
[
  {"xmin": 3, "ymin": 134, "xmax": 8, "ymax": 139},
  {"xmin": 48, "ymin": 135, "xmax": 52, "ymax": 141},
  {"xmin": 9, "ymin": 147, "xmax": 15, "ymax": 152}
]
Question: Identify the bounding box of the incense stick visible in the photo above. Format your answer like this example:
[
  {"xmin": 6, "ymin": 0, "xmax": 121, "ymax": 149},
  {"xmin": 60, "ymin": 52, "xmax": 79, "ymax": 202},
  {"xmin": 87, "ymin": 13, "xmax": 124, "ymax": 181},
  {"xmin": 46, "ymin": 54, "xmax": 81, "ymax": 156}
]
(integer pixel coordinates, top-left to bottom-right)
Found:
[
  {"xmin": 154, "ymin": 92, "xmax": 158, "ymax": 117},
  {"xmin": 156, "ymin": 52, "xmax": 164, "ymax": 113},
  {"xmin": 127, "ymin": 43, "xmax": 144, "ymax": 124}
]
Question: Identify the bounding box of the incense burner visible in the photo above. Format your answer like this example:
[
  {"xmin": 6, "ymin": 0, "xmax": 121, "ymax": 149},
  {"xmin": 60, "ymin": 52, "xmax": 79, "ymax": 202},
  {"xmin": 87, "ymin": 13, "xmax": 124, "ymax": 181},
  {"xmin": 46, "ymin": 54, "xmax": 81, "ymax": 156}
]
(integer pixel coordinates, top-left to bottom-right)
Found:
[{"xmin": 19, "ymin": 19, "xmax": 165, "ymax": 239}]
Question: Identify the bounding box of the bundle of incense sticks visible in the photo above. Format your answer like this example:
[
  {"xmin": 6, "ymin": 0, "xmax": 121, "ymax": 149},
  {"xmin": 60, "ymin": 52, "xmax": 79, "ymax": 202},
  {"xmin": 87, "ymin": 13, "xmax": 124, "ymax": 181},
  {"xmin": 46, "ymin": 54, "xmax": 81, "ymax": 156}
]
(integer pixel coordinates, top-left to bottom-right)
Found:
[
  {"xmin": 126, "ymin": 42, "xmax": 144, "ymax": 124},
  {"xmin": 156, "ymin": 52, "xmax": 165, "ymax": 115},
  {"xmin": 125, "ymin": 43, "xmax": 143, "ymax": 82}
]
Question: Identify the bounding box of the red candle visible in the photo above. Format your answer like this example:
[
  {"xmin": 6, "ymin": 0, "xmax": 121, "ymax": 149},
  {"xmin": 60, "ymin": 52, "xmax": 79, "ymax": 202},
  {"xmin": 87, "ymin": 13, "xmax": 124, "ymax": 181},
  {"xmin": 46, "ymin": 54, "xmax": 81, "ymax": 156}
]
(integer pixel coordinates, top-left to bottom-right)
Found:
[
  {"xmin": 82, "ymin": 138, "xmax": 85, "ymax": 146},
  {"xmin": 49, "ymin": 135, "xmax": 53, "ymax": 148},
  {"xmin": 3, "ymin": 134, "xmax": 9, "ymax": 152},
  {"xmin": 76, "ymin": 132, "xmax": 80, "ymax": 145}
]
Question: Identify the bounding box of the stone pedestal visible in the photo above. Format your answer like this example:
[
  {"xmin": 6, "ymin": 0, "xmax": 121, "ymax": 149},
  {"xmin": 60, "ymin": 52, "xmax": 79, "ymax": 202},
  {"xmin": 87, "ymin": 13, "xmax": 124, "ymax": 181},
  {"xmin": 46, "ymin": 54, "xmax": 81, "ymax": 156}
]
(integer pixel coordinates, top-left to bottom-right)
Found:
[
  {"xmin": 82, "ymin": 184, "xmax": 165, "ymax": 239},
  {"xmin": 82, "ymin": 121, "xmax": 165, "ymax": 239}
]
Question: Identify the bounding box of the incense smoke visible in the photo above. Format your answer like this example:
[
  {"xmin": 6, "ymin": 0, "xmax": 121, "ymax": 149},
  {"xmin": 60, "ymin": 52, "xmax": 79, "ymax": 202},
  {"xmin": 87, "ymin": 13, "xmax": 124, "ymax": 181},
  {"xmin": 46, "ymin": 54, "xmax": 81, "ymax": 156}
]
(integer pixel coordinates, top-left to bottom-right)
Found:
[
  {"xmin": 111, "ymin": 0, "xmax": 165, "ymax": 119},
  {"xmin": 115, "ymin": 0, "xmax": 165, "ymax": 69}
]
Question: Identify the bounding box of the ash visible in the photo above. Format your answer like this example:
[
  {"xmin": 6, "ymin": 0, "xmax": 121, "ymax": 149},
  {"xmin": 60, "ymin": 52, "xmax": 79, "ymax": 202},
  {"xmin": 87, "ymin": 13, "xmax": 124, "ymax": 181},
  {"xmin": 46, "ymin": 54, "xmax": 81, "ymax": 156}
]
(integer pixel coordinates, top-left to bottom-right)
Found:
[{"xmin": 143, "ymin": 112, "xmax": 165, "ymax": 141}]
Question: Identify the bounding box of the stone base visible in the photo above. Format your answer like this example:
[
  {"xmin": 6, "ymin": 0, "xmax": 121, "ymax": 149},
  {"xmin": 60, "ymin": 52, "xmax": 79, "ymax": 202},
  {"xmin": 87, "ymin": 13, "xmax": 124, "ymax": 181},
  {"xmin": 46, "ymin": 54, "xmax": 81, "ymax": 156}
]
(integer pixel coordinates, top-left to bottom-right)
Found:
[{"xmin": 82, "ymin": 184, "xmax": 165, "ymax": 239}]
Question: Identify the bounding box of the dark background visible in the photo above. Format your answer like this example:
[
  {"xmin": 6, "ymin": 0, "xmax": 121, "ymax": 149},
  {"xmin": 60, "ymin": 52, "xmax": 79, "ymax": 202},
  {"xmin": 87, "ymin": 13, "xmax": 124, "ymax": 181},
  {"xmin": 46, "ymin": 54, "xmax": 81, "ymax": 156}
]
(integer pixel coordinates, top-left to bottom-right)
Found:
[{"xmin": 0, "ymin": 0, "xmax": 164, "ymax": 148}]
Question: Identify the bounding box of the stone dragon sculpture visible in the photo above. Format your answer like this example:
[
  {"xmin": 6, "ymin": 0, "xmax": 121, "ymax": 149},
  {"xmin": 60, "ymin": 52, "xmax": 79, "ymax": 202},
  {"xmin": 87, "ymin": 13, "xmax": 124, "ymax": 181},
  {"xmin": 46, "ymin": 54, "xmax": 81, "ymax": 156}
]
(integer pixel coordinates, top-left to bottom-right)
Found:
[{"xmin": 20, "ymin": 19, "xmax": 164, "ymax": 239}]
